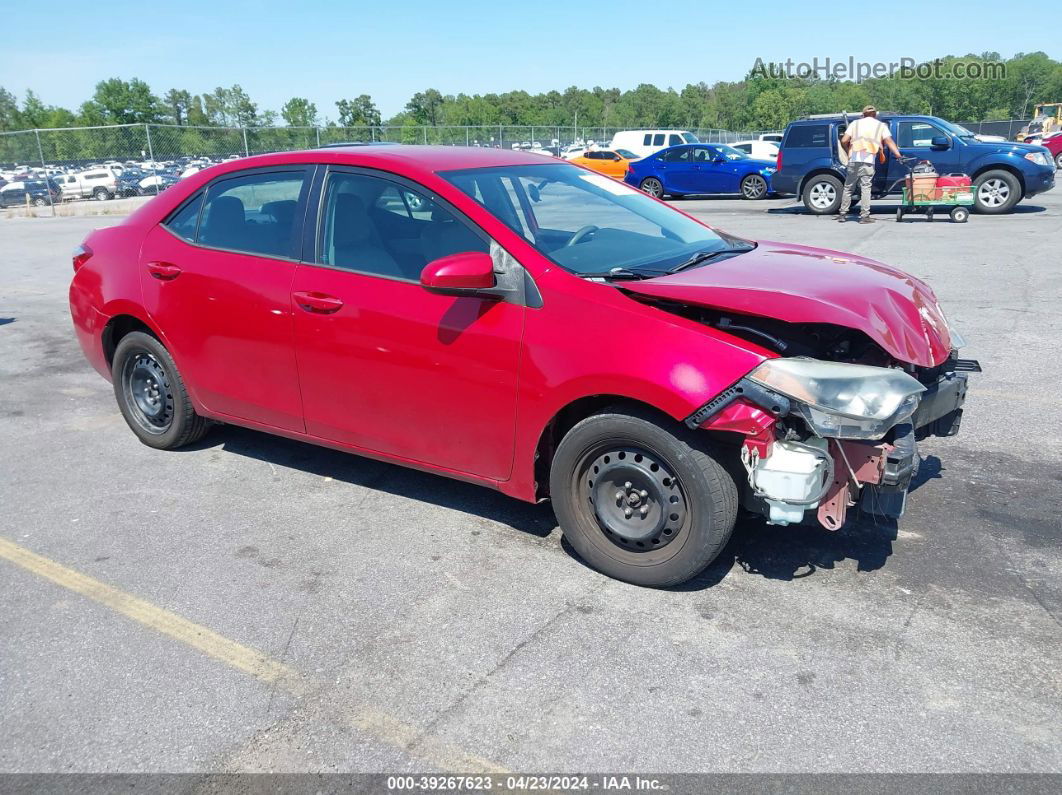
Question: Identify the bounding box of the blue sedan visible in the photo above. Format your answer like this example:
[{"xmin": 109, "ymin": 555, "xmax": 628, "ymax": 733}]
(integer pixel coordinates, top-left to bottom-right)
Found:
[{"xmin": 624, "ymin": 144, "xmax": 777, "ymax": 200}]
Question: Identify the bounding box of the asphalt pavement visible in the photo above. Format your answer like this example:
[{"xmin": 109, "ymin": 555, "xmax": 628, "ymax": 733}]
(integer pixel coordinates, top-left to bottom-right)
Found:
[{"xmin": 0, "ymin": 188, "xmax": 1059, "ymax": 775}]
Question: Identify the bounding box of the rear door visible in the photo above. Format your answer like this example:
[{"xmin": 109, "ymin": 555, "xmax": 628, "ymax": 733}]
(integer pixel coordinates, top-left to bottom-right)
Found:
[
  {"xmin": 658, "ymin": 146, "xmax": 693, "ymax": 192},
  {"xmin": 138, "ymin": 166, "xmax": 311, "ymax": 431},
  {"xmin": 688, "ymin": 146, "xmax": 728, "ymax": 193},
  {"xmin": 289, "ymin": 167, "xmax": 523, "ymax": 479}
]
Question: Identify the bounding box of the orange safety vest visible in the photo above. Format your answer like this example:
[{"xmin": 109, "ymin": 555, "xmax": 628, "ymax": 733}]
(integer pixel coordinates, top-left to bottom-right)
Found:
[{"xmin": 849, "ymin": 117, "xmax": 887, "ymax": 156}]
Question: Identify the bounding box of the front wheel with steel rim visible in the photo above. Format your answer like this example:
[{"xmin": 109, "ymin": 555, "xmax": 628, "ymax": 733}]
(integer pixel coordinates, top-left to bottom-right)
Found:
[
  {"xmin": 1055, "ymin": 152, "xmax": 1062, "ymax": 170},
  {"xmin": 549, "ymin": 406, "xmax": 738, "ymax": 588},
  {"xmin": 973, "ymin": 169, "xmax": 1019, "ymax": 214},
  {"xmin": 801, "ymin": 174, "xmax": 842, "ymax": 214},
  {"xmin": 112, "ymin": 331, "xmax": 209, "ymax": 450},
  {"xmin": 741, "ymin": 174, "xmax": 768, "ymax": 200},
  {"xmin": 639, "ymin": 177, "xmax": 664, "ymax": 199}
]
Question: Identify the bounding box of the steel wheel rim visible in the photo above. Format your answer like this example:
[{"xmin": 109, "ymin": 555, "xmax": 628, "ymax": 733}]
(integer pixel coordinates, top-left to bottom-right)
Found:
[
  {"xmin": 977, "ymin": 178, "xmax": 1009, "ymax": 207},
  {"xmin": 123, "ymin": 352, "xmax": 174, "ymax": 434},
  {"xmin": 578, "ymin": 444, "xmax": 688, "ymax": 553},
  {"xmin": 810, "ymin": 181, "xmax": 835, "ymax": 208},
  {"xmin": 743, "ymin": 175, "xmax": 766, "ymax": 199},
  {"xmin": 1055, "ymin": 153, "xmax": 1062, "ymax": 169},
  {"xmin": 642, "ymin": 179, "xmax": 662, "ymax": 197}
]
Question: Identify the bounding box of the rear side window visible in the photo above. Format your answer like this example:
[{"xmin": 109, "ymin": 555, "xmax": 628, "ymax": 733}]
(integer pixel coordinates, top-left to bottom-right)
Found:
[
  {"xmin": 643, "ymin": 134, "xmax": 652, "ymax": 146},
  {"xmin": 784, "ymin": 125, "xmax": 829, "ymax": 148},
  {"xmin": 662, "ymin": 147, "xmax": 691, "ymax": 162},
  {"xmin": 163, "ymin": 193, "xmax": 203, "ymax": 241},
  {"xmin": 653, "ymin": 134, "xmax": 665, "ymax": 146},
  {"xmin": 198, "ymin": 171, "xmax": 306, "ymax": 258}
]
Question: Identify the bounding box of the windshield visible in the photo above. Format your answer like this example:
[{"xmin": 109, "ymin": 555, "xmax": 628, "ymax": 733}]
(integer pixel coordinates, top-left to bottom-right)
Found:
[
  {"xmin": 441, "ymin": 162, "xmax": 741, "ymax": 274},
  {"xmin": 681, "ymin": 133, "xmax": 700, "ymax": 143},
  {"xmin": 615, "ymin": 149, "xmax": 639, "ymax": 159},
  {"xmin": 935, "ymin": 119, "xmax": 977, "ymax": 139}
]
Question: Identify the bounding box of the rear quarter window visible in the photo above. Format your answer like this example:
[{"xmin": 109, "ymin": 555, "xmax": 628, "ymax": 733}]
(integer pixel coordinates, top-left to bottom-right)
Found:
[
  {"xmin": 163, "ymin": 193, "xmax": 204, "ymax": 242},
  {"xmin": 784, "ymin": 125, "xmax": 829, "ymax": 148}
]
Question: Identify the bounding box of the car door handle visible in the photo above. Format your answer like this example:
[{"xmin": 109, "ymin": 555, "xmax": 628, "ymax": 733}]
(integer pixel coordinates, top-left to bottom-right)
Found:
[
  {"xmin": 293, "ymin": 291, "xmax": 344, "ymax": 314},
  {"xmin": 146, "ymin": 261, "xmax": 182, "ymax": 280}
]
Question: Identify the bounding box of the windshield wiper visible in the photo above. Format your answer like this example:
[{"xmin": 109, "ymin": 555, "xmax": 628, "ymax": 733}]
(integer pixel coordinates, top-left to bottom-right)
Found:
[
  {"xmin": 576, "ymin": 266, "xmax": 670, "ymax": 281},
  {"xmin": 668, "ymin": 244, "xmax": 756, "ymax": 274}
]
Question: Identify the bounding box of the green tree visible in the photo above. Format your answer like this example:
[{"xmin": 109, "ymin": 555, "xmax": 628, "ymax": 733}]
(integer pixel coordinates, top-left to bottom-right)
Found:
[
  {"xmin": 281, "ymin": 97, "xmax": 317, "ymax": 126},
  {"xmin": 164, "ymin": 89, "xmax": 193, "ymax": 125},
  {"xmin": 83, "ymin": 78, "xmax": 162, "ymax": 124},
  {"xmin": 0, "ymin": 87, "xmax": 20, "ymax": 131},
  {"xmin": 336, "ymin": 95, "xmax": 381, "ymax": 127},
  {"xmin": 405, "ymin": 89, "xmax": 444, "ymax": 125}
]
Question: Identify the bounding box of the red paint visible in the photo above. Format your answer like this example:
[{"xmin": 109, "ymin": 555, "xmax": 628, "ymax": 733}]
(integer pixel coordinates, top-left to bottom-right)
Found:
[
  {"xmin": 621, "ymin": 241, "xmax": 952, "ymax": 368},
  {"xmin": 69, "ymin": 147, "xmax": 955, "ymax": 503},
  {"xmin": 420, "ymin": 251, "xmax": 496, "ymax": 292}
]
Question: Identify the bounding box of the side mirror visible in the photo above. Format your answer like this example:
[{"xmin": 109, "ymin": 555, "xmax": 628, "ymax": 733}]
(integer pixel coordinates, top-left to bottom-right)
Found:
[
  {"xmin": 712, "ymin": 155, "xmax": 726, "ymax": 163},
  {"xmin": 612, "ymin": 155, "xmax": 621, "ymax": 161},
  {"xmin": 420, "ymin": 251, "xmax": 496, "ymax": 295},
  {"xmin": 930, "ymin": 136, "xmax": 950, "ymax": 150}
]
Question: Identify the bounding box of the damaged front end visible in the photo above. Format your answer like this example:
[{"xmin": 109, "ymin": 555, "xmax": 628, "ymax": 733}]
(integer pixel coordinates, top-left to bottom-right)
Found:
[{"xmin": 685, "ymin": 342, "xmax": 980, "ymax": 532}]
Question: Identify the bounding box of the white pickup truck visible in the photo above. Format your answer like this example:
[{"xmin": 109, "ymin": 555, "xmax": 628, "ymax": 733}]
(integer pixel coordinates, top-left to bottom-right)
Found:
[{"xmin": 55, "ymin": 169, "xmax": 120, "ymax": 201}]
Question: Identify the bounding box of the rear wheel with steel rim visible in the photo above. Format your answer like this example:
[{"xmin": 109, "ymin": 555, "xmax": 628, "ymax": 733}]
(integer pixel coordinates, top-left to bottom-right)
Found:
[
  {"xmin": 550, "ymin": 406, "xmax": 738, "ymax": 587},
  {"xmin": 112, "ymin": 331, "xmax": 209, "ymax": 449},
  {"xmin": 741, "ymin": 174, "xmax": 768, "ymax": 200},
  {"xmin": 973, "ymin": 169, "xmax": 1019, "ymax": 214},
  {"xmin": 32, "ymin": 196, "xmax": 47, "ymax": 207},
  {"xmin": 801, "ymin": 174, "xmax": 842, "ymax": 214},
  {"xmin": 639, "ymin": 177, "xmax": 664, "ymax": 199},
  {"xmin": 1055, "ymin": 152, "xmax": 1062, "ymax": 170}
]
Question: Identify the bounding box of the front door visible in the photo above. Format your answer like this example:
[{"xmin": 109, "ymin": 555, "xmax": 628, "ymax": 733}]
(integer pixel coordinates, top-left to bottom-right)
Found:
[
  {"xmin": 138, "ymin": 167, "xmax": 310, "ymax": 431},
  {"xmin": 886, "ymin": 119, "xmax": 964, "ymax": 193},
  {"xmin": 290, "ymin": 169, "xmax": 523, "ymax": 479}
]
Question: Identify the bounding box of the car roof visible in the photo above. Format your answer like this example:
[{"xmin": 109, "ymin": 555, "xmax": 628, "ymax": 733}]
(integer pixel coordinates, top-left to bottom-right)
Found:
[{"xmin": 196, "ymin": 145, "xmax": 555, "ymax": 177}]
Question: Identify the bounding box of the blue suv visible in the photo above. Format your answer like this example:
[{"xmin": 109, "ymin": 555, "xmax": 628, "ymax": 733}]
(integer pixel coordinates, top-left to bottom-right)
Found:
[{"xmin": 772, "ymin": 114, "xmax": 1056, "ymax": 214}]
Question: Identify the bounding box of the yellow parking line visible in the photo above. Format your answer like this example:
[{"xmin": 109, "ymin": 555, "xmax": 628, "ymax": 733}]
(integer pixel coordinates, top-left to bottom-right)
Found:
[
  {"xmin": 0, "ymin": 535, "xmax": 301, "ymax": 690},
  {"xmin": 0, "ymin": 535, "xmax": 509, "ymax": 774}
]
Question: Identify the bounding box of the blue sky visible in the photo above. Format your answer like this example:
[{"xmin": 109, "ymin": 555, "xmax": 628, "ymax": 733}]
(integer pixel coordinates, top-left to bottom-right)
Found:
[{"xmin": 1, "ymin": 1, "xmax": 1051, "ymax": 120}]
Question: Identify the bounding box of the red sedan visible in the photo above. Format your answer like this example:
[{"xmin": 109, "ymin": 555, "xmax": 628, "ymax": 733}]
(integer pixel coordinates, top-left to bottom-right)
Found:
[{"xmin": 70, "ymin": 146, "xmax": 977, "ymax": 587}]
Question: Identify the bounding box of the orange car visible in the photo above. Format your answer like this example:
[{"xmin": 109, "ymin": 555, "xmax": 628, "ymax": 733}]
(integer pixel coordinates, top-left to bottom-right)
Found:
[{"xmin": 571, "ymin": 148, "xmax": 640, "ymax": 180}]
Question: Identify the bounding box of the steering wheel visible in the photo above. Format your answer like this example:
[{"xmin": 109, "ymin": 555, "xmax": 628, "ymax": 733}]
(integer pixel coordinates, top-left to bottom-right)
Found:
[{"xmin": 565, "ymin": 225, "xmax": 599, "ymax": 247}]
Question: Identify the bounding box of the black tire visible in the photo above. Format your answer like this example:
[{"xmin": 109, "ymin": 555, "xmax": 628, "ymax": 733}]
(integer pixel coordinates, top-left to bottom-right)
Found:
[
  {"xmin": 740, "ymin": 173, "xmax": 768, "ymax": 200},
  {"xmin": 973, "ymin": 169, "xmax": 1020, "ymax": 214},
  {"xmin": 895, "ymin": 207, "xmax": 904, "ymax": 222},
  {"xmin": 92, "ymin": 187, "xmax": 110, "ymax": 201},
  {"xmin": 950, "ymin": 206, "xmax": 969, "ymax": 223},
  {"xmin": 32, "ymin": 196, "xmax": 47, "ymax": 207},
  {"xmin": 112, "ymin": 331, "xmax": 209, "ymax": 450},
  {"xmin": 639, "ymin": 177, "xmax": 664, "ymax": 199},
  {"xmin": 1055, "ymin": 152, "xmax": 1062, "ymax": 170},
  {"xmin": 801, "ymin": 174, "xmax": 842, "ymax": 214},
  {"xmin": 549, "ymin": 406, "xmax": 738, "ymax": 588}
]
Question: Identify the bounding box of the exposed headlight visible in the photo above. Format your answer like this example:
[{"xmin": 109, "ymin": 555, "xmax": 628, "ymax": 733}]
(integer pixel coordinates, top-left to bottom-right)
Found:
[
  {"xmin": 1025, "ymin": 151, "xmax": 1050, "ymax": 166},
  {"xmin": 748, "ymin": 358, "xmax": 926, "ymax": 439}
]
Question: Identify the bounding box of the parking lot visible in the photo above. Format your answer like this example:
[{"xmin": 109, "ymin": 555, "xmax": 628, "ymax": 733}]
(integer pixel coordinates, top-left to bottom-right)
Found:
[{"xmin": 1, "ymin": 190, "xmax": 1060, "ymax": 774}]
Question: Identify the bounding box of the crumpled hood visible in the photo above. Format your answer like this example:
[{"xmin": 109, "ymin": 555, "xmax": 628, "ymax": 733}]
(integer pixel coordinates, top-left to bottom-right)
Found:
[{"xmin": 622, "ymin": 241, "xmax": 952, "ymax": 367}]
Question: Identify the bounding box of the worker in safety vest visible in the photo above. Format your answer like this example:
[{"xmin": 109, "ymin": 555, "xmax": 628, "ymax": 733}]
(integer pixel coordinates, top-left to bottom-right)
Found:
[{"xmin": 838, "ymin": 105, "xmax": 903, "ymax": 223}]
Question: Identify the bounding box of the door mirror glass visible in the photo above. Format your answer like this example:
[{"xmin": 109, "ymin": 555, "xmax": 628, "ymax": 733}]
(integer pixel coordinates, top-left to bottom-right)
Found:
[
  {"xmin": 712, "ymin": 155, "xmax": 726, "ymax": 163},
  {"xmin": 420, "ymin": 251, "xmax": 496, "ymax": 294},
  {"xmin": 930, "ymin": 136, "xmax": 950, "ymax": 149}
]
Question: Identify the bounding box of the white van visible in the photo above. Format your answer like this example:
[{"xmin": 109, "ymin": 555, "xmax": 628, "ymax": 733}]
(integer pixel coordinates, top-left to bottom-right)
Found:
[{"xmin": 609, "ymin": 130, "xmax": 699, "ymax": 158}]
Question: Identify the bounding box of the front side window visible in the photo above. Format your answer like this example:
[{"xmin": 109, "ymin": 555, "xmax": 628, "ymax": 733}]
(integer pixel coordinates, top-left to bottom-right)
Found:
[
  {"xmin": 198, "ymin": 170, "xmax": 305, "ymax": 258},
  {"xmin": 442, "ymin": 163, "xmax": 739, "ymax": 275},
  {"xmin": 897, "ymin": 121, "xmax": 947, "ymax": 148},
  {"xmin": 668, "ymin": 134, "xmax": 683, "ymax": 146},
  {"xmin": 318, "ymin": 171, "xmax": 488, "ymax": 281}
]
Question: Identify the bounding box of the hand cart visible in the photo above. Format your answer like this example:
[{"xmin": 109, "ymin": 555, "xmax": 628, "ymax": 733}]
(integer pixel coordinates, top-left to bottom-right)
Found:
[{"xmin": 893, "ymin": 157, "xmax": 974, "ymax": 223}]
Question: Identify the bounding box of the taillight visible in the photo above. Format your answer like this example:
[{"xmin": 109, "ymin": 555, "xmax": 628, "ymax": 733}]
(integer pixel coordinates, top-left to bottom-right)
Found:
[
  {"xmin": 776, "ymin": 150, "xmax": 783, "ymax": 171},
  {"xmin": 72, "ymin": 244, "xmax": 93, "ymax": 273}
]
